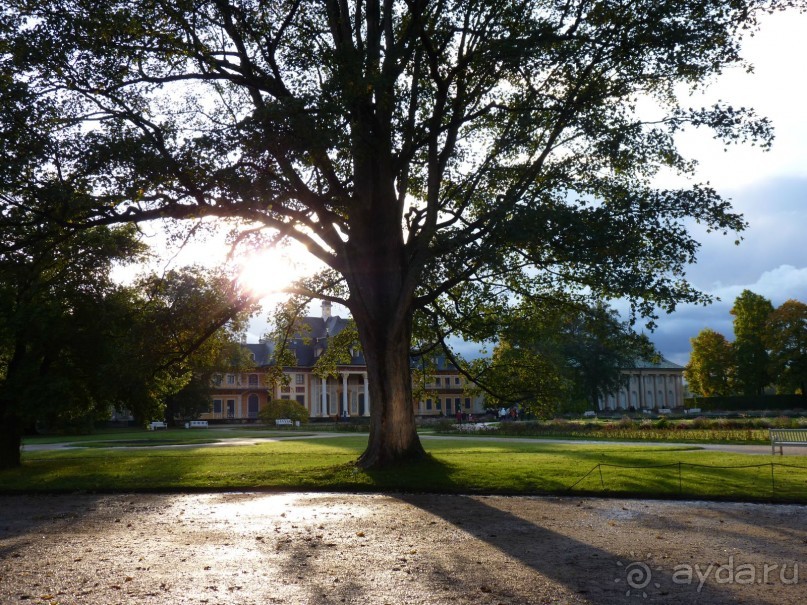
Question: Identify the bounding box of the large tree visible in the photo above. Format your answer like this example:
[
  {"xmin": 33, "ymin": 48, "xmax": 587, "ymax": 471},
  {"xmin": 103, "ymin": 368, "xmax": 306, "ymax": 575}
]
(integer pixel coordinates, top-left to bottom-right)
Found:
[
  {"xmin": 7, "ymin": 0, "xmax": 791, "ymax": 467},
  {"xmin": 730, "ymin": 289, "xmax": 773, "ymax": 395}
]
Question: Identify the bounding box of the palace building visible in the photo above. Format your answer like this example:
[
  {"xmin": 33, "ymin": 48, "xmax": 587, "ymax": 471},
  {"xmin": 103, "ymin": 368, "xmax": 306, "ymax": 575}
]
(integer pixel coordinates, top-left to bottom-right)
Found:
[{"xmin": 203, "ymin": 301, "xmax": 485, "ymax": 422}]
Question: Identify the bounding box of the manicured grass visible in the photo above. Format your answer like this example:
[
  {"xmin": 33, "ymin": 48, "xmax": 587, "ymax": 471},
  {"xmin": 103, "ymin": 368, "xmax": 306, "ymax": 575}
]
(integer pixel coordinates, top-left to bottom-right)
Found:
[
  {"xmin": 5, "ymin": 435, "xmax": 807, "ymax": 502},
  {"xmin": 21, "ymin": 426, "xmax": 303, "ymax": 446}
]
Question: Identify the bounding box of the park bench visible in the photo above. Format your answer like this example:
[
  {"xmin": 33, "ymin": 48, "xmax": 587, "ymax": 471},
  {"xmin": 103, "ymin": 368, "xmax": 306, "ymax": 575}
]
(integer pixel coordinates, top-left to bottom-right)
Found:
[
  {"xmin": 148, "ymin": 421, "xmax": 168, "ymax": 430},
  {"xmin": 769, "ymin": 428, "xmax": 807, "ymax": 455},
  {"xmin": 275, "ymin": 418, "xmax": 293, "ymax": 428},
  {"xmin": 186, "ymin": 420, "xmax": 208, "ymax": 429}
]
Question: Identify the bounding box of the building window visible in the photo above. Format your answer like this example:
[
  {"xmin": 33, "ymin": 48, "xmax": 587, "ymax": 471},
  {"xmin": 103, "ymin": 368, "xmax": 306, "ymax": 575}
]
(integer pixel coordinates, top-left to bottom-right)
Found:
[
  {"xmin": 212, "ymin": 374, "xmax": 222, "ymax": 386},
  {"xmin": 426, "ymin": 398, "xmax": 432, "ymax": 410},
  {"xmin": 296, "ymin": 395, "xmax": 306, "ymax": 406},
  {"xmin": 296, "ymin": 373, "xmax": 305, "ymax": 385},
  {"xmin": 248, "ymin": 374, "xmax": 258, "ymax": 386},
  {"xmin": 226, "ymin": 399, "xmax": 235, "ymax": 418},
  {"xmin": 226, "ymin": 374, "xmax": 235, "ymax": 385},
  {"xmin": 436, "ymin": 398, "xmax": 441, "ymax": 410},
  {"xmin": 455, "ymin": 397, "xmax": 461, "ymax": 411},
  {"xmin": 435, "ymin": 377, "xmax": 441, "ymax": 386},
  {"xmin": 213, "ymin": 399, "xmax": 222, "ymax": 414},
  {"xmin": 247, "ymin": 394, "xmax": 259, "ymax": 418},
  {"xmin": 464, "ymin": 398, "xmax": 471, "ymax": 409},
  {"xmin": 455, "ymin": 377, "xmax": 461, "ymax": 385}
]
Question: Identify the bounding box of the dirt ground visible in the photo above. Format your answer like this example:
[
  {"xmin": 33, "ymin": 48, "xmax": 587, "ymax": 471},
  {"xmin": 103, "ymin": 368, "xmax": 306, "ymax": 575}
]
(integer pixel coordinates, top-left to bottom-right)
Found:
[{"xmin": 0, "ymin": 492, "xmax": 805, "ymax": 605}]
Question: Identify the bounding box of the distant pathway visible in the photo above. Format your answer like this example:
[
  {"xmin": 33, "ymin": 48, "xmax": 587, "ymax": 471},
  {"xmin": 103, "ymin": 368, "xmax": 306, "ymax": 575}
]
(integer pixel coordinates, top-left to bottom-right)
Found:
[{"xmin": 21, "ymin": 431, "xmax": 779, "ymax": 455}]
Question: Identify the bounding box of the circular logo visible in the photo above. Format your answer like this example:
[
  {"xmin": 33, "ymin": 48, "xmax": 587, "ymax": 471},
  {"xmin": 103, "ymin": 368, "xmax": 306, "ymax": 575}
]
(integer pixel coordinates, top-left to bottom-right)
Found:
[{"xmin": 625, "ymin": 561, "xmax": 653, "ymax": 590}]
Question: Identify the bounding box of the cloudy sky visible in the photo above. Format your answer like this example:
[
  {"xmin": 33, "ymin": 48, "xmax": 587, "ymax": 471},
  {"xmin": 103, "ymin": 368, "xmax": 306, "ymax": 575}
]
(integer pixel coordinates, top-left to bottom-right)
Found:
[{"xmin": 645, "ymin": 9, "xmax": 807, "ymax": 364}]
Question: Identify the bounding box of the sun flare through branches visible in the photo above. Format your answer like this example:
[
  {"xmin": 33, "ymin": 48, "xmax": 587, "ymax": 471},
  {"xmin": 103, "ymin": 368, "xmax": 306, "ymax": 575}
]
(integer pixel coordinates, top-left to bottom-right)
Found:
[{"xmin": 237, "ymin": 248, "xmax": 307, "ymax": 303}]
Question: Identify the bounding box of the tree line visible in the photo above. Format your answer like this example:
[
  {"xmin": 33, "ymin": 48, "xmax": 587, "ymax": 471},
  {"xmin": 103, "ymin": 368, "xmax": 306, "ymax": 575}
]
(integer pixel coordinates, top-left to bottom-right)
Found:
[{"xmin": 685, "ymin": 290, "xmax": 807, "ymax": 398}]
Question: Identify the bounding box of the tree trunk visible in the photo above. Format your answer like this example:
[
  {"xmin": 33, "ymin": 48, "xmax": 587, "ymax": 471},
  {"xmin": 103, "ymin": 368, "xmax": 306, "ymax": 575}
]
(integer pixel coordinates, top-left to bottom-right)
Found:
[
  {"xmin": 344, "ymin": 190, "xmax": 428, "ymax": 468},
  {"xmin": 351, "ymin": 295, "xmax": 427, "ymax": 469},
  {"xmin": 0, "ymin": 410, "xmax": 22, "ymax": 470}
]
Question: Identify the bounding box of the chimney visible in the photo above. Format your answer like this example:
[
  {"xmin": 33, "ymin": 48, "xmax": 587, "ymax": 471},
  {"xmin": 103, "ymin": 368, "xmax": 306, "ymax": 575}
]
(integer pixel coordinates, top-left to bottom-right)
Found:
[{"xmin": 321, "ymin": 300, "xmax": 332, "ymax": 321}]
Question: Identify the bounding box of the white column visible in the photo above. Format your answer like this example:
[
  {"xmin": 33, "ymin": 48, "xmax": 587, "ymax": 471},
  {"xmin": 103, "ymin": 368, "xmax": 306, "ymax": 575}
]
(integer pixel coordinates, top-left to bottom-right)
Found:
[
  {"xmin": 363, "ymin": 373, "xmax": 370, "ymax": 416},
  {"xmin": 342, "ymin": 372, "xmax": 349, "ymax": 416},
  {"xmin": 321, "ymin": 376, "xmax": 328, "ymax": 417}
]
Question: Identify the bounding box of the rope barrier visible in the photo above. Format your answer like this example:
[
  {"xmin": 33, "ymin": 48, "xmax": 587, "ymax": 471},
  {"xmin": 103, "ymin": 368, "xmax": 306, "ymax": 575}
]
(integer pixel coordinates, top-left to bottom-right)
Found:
[{"xmin": 567, "ymin": 461, "xmax": 807, "ymax": 497}]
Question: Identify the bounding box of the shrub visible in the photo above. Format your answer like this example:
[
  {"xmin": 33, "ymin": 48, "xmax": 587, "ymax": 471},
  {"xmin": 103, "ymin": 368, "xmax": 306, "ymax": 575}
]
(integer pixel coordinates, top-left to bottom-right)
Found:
[
  {"xmin": 259, "ymin": 399, "xmax": 309, "ymax": 425},
  {"xmin": 772, "ymin": 415, "xmax": 798, "ymax": 429},
  {"xmin": 690, "ymin": 416, "xmax": 712, "ymax": 430},
  {"xmin": 431, "ymin": 418, "xmax": 458, "ymax": 433}
]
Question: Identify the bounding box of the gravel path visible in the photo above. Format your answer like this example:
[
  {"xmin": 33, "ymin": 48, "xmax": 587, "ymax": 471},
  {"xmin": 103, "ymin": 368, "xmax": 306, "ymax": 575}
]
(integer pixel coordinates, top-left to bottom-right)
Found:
[{"xmin": 1, "ymin": 492, "xmax": 805, "ymax": 604}]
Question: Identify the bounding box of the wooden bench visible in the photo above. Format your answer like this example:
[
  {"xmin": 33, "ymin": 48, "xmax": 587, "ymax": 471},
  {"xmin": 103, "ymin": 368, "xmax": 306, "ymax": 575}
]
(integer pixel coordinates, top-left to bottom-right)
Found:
[
  {"xmin": 275, "ymin": 418, "xmax": 293, "ymax": 428},
  {"xmin": 148, "ymin": 421, "xmax": 168, "ymax": 430},
  {"xmin": 770, "ymin": 428, "xmax": 807, "ymax": 455},
  {"xmin": 186, "ymin": 420, "xmax": 208, "ymax": 429}
]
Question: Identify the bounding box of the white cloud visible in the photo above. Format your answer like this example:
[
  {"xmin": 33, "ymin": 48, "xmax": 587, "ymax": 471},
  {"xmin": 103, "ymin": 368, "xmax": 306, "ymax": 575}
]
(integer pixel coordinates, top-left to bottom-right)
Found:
[{"xmin": 670, "ymin": 11, "xmax": 807, "ymax": 190}]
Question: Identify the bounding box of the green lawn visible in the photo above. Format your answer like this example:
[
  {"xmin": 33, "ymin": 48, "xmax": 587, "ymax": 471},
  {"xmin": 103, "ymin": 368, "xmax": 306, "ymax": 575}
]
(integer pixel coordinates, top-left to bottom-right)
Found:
[
  {"xmin": 5, "ymin": 433, "xmax": 807, "ymax": 502},
  {"xmin": 20, "ymin": 426, "xmax": 300, "ymax": 445}
]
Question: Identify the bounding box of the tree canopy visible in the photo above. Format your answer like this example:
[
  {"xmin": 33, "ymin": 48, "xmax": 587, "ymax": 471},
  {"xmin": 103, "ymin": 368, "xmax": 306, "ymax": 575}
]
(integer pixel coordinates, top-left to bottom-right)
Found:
[
  {"xmin": 765, "ymin": 300, "xmax": 807, "ymax": 395},
  {"xmin": 471, "ymin": 299, "xmax": 655, "ymax": 414},
  {"xmin": 731, "ymin": 289, "xmax": 773, "ymax": 395},
  {"xmin": 4, "ymin": 0, "xmax": 797, "ymax": 467},
  {"xmin": 685, "ymin": 328, "xmax": 734, "ymax": 398}
]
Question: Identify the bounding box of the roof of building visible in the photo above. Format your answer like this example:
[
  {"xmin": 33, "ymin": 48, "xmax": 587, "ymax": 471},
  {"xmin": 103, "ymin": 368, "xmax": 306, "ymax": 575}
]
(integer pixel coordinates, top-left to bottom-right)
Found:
[
  {"xmin": 629, "ymin": 357, "xmax": 684, "ymax": 370},
  {"xmin": 245, "ymin": 305, "xmax": 365, "ymax": 369}
]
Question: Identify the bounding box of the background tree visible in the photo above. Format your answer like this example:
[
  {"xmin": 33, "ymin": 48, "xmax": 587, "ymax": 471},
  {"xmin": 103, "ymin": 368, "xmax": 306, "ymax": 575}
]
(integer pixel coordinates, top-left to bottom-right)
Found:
[
  {"xmin": 470, "ymin": 300, "xmax": 655, "ymax": 415},
  {"xmin": 561, "ymin": 303, "xmax": 657, "ymax": 411},
  {"xmin": 731, "ymin": 289, "xmax": 773, "ymax": 395},
  {"xmin": 0, "ymin": 223, "xmax": 147, "ymax": 467},
  {"xmin": 685, "ymin": 329, "xmax": 735, "ymax": 397},
  {"xmin": 471, "ymin": 339, "xmax": 572, "ymax": 417},
  {"xmin": 149, "ymin": 276, "xmax": 257, "ymax": 426},
  {"xmin": 113, "ymin": 267, "xmax": 258, "ymax": 425},
  {"xmin": 9, "ymin": 0, "xmax": 790, "ymax": 467},
  {"xmin": 765, "ymin": 300, "xmax": 807, "ymax": 395}
]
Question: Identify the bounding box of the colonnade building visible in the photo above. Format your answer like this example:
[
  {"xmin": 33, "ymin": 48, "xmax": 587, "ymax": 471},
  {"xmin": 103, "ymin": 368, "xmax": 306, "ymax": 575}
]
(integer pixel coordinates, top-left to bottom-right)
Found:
[{"xmin": 598, "ymin": 358, "xmax": 685, "ymax": 411}]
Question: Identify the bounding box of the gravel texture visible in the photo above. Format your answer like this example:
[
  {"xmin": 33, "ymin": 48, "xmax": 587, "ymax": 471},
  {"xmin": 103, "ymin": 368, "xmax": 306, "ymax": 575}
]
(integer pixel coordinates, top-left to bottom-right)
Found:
[{"xmin": 1, "ymin": 492, "xmax": 805, "ymax": 604}]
